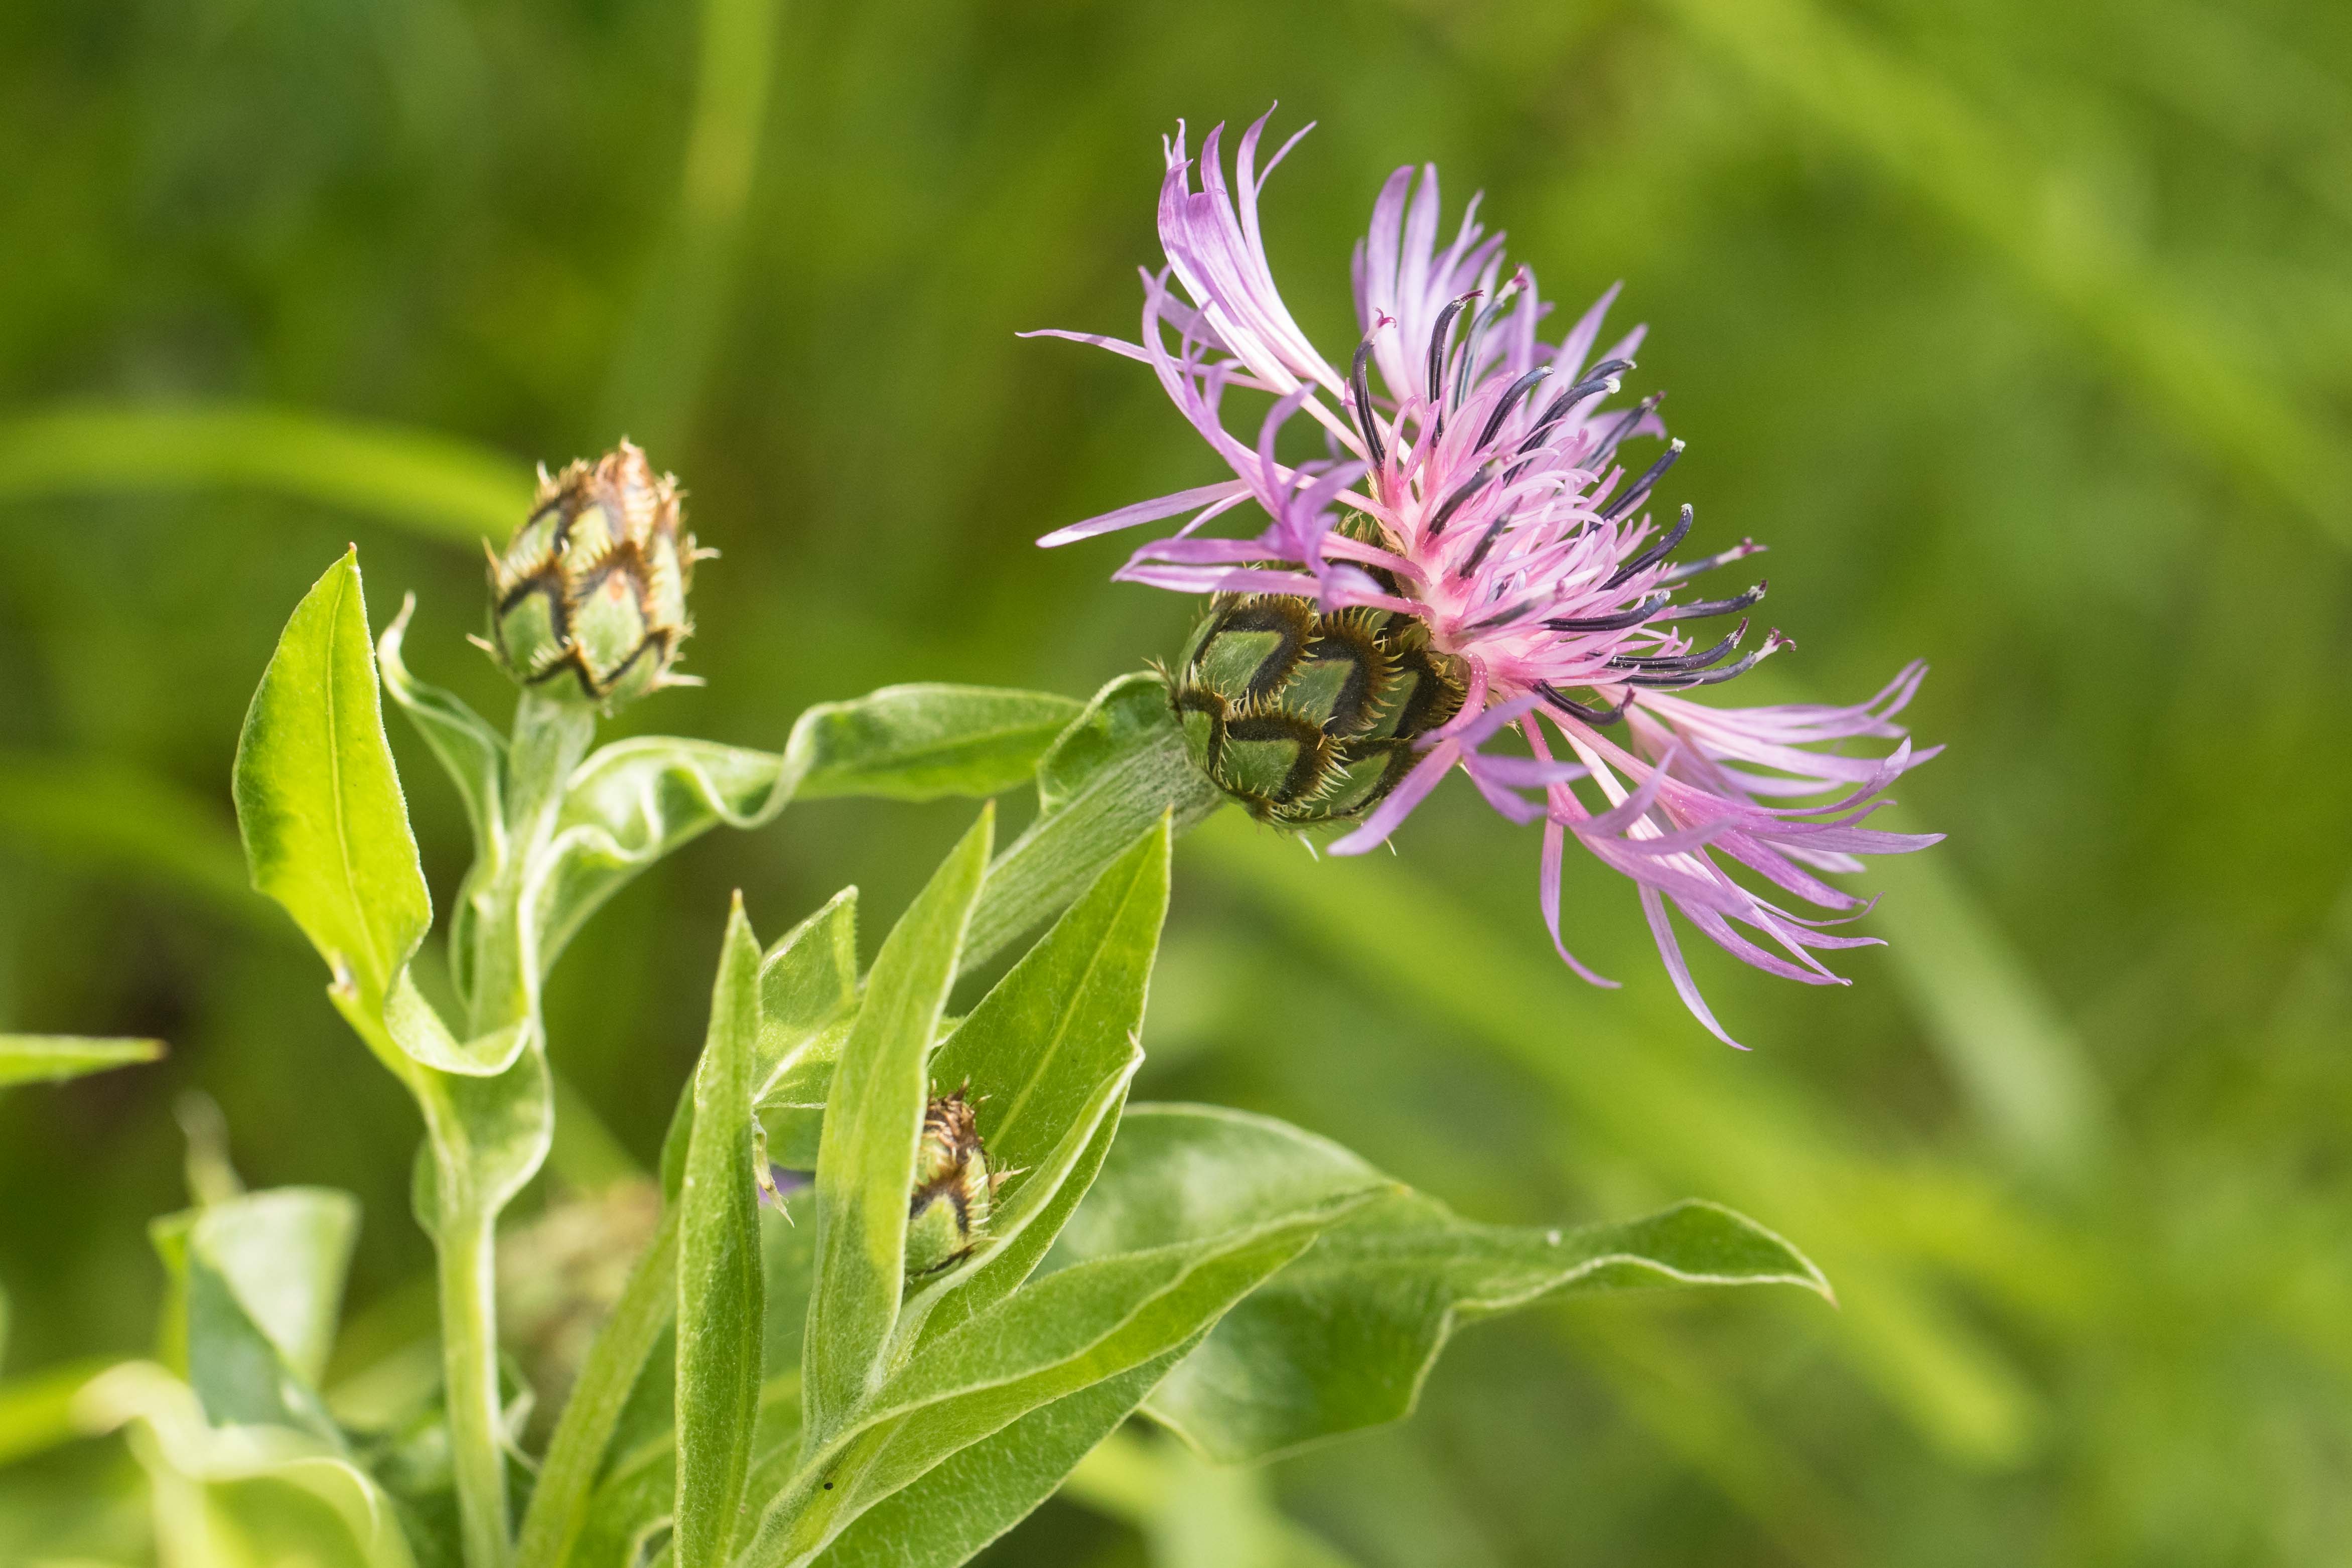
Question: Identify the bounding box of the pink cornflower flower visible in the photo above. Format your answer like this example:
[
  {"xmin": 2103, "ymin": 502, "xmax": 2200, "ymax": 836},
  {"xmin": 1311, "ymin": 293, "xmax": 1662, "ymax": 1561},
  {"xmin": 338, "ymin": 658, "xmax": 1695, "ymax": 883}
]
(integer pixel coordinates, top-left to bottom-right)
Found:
[{"xmin": 1032, "ymin": 111, "xmax": 1941, "ymax": 1045}]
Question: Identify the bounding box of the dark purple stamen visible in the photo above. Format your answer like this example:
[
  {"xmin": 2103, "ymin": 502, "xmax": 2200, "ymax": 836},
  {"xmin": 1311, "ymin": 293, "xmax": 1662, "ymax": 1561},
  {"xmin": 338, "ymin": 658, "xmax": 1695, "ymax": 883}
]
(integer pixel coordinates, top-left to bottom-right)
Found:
[
  {"xmin": 1621, "ymin": 632, "xmax": 1784, "ymax": 689},
  {"xmin": 1456, "ymin": 510, "xmax": 1516, "ymax": 579},
  {"xmin": 1587, "ymin": 391, "xmax": 1664, "ymax": 469},
  {"xmin": 1474, "ymin": 366, "xmax": 1552, "ymax": 453},
  {"xmin": 1425, "ymin": 462, "xmax": 1498, "ymax": 538},
  {"xmin": 1602, "ymin": 502, "xmax": 1694, "ymax": 590},
  {"xmin": 1608, "ymin": 619, "xmax": 1748, "ymax": 673},
  {"xmin": 1350, "ymin": 335, "xmax": 1387, "ymax": 472},
  {"xmin": 1426, "ymin": 293, "xmax": 1480, "ymax": 410},
  {"xmin": 1657, "ymin": 539, "xmax": 1763, "ymax": 584},
  {"xmin": 1517, "ymin": 359, "xmax": 1633, "ymax": 454},
  {"xmin": 1538, "ymin": 684, "xmax": 1632, "ymax": 726},
  {"xmin": 1544, "ymin": 595, "xmax": 1666, "ymax": 634},
  {"xmin": 1452, "ymin": 278, "xmax": 1523, "ymax": 411},
  {"xmin": 1598, "ymin": 440, "xmax": 1685, "ymax": 523},
  {"xmin": 1461, "ymin": 596, "xmax": 1539, "ymax": 634},
  {"xmin": 1653, "ymin": 580, "xmax": 1766, "ymax": 621}
]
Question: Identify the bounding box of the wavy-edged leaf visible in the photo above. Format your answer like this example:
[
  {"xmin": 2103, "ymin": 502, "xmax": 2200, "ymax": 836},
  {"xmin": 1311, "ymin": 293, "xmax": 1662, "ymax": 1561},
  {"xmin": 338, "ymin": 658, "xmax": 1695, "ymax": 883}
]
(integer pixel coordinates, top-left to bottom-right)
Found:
[
  {"xmin": 965, "ymin": 673, "xmax": 1221, "ymax": 970},
  {"xmin": 903, "ymin": 817, "xmax": 1172, "ymax": 1345},
  {"xmin": 76, "ymin": 1361, "xmax": 419, "ymax": 1568},
  {"xmin": 377, "ymin": 595, "xmax": 508, "ymax": 875},
  {"xmin": 802, "ymin": 809, "xmax": 994, "ymax": 1442},
  {"xmin": 1145, "ymin": 1194, "xmax": 1830, "ymax": 1463},
  {"xmin": 741, "ymin": 1105, "xmax": 1387, "ymax": 1567},
  {"xmin": 787, "ymin": 684, "xmax": 1083, "ymax": 803},
  {"xmin": 232, "ymin": 548, "xmax": 430, "ymax": 1014},
  {"xmin": 675, "ymin": 898, "xmax": 767, "ymax": 1568},
  {"xmin": 0, "ymin": 1033, "xmax": 163, "ymax": 1090}
]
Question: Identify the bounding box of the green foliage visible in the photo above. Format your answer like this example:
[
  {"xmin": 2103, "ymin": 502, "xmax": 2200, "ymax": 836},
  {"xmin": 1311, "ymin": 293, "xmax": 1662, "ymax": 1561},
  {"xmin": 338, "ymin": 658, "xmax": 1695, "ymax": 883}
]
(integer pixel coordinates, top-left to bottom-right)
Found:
[
  {"xmin": 0, "ymin": 1034, "xmax": 163, "ymax": 1089},
  {"xmin": 802, "ymin": 808, "xmax": 994, "ymax": 1441},
  {"xmin": 1143, "ymin": 1193, "xmax": 1830, "ymax": 1462},
  {"xmin": 674, "ymin": 899, "xmax": 766, "ymax": 1567}
]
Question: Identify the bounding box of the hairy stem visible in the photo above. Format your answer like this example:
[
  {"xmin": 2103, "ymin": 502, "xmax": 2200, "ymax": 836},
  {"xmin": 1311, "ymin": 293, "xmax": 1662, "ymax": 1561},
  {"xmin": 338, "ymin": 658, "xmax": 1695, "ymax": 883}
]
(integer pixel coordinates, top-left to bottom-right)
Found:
[
  {"xmin": 439, "ymin": 1206, "xmax": 512, "ymax": 1568},
  {"xmin": 442, "ymin": 688, "xmax": 596, "ymax": 1568}
]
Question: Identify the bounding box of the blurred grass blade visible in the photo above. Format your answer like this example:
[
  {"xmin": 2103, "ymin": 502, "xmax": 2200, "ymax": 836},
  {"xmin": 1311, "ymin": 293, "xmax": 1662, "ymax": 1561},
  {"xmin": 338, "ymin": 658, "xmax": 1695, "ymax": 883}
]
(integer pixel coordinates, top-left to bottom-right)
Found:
[
  {"xmin": 0, "ymin": 403, "xmax": 531, "ymax": 544},
  {"xmin": 0, "ymin": 1034, "xmax": 164, "ymax": 1090},
  {"xmin": 801, "ymin": 807, "xmax": 993, "ymax": 1442},
  {"xmin": 0, "ymin": 1357, "xmax": 116, "ymax": 1466},
  {"xmin": 0, "ymin": 752, "xmax": 266, "ymax": 926},
  {"xmin": 1868, "ymin": 845, "xmax": 2113, "ymax": 1186},
  {"xmin": 599, "ymin": 0, "xmax": 784, "ymax": 454},
  {"xmin": 674, "ymin": 896, "xmax": 767, "ymax": 1568},
  {"xmin": 1660, "ymin": 0, "xmax": 2352, "ymax": 544},
  {"xmin": 1063, "ymin": 1427, "xmax": 1364, "ymax": 1568}
]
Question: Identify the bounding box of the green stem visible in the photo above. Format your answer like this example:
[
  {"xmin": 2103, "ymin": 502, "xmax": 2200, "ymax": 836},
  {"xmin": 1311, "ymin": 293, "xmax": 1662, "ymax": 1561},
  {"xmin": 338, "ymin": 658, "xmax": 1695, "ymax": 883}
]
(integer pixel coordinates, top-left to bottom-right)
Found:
[
  {"xmin": 442, "ymin": 688, "xmax": 597, "ymax": 1568},
  {"xmin": 467, "ymin": 692, "xmax": 597, "ymax": 1038},
  {"xmin": 513, "ymin": 1207, "xmax": 681, "ymax": 1568},
  {"xmin": 439, "ymin": 1206, "xmax": 513, "ymax": 1568}
]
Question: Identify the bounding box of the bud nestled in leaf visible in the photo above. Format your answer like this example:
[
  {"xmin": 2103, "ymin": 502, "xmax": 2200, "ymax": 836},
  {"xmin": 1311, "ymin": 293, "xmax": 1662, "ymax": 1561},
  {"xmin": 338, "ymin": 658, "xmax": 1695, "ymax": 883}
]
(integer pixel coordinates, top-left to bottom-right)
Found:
[
  {"xmin": 905, "ymin": 1087, "xmax": 1012, "ymax": 1277},
  {"xmin": 485, "ymin": 441, "xmax": 698, "ymax": 708},
  {"xmin": 1169, "ymin": 592, "xmax": 1468, "ymax": 826}
]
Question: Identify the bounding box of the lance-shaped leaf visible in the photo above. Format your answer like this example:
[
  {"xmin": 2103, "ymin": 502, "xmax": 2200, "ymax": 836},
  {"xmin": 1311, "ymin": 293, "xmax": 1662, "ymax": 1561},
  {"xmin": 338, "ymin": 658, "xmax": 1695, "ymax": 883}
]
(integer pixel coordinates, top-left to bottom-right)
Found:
[
  {"xmin": 0, "ymin": 1033, "xmax": 163, "ymax": 1090},
  {"xmin": 1144, "ymin": 1194, "xmax": 1833, "ymax": 1464},
  {"xmin": 151, "ymin": 1188, "xmax": 361, "ymax": 1445},
  {"xmin": 788, "ymin": 684, "xmax": 1084, "ymax": 803},
  {"xmin": 965, "ymin": 673, "xmax": 1221, "ymax": 970},
  {"xmin": 751, "ymin": 889, "xmax": 863, "ymax": 1167},
  {"xmin": 232, "ymin": 547, "xmax": 430, "ymax": 1016},
  {"xmin": 738, "ymin": 1106, "xmax": 1389, "ymax": 1568},
  {"xmin": 902, "ymin": 817, "xmax": 1173, "ymax": 1346},
  {"xmin": 674, "ymin": 897, "xmax": 768, "ymax": 1568},
  {"xmin": 801, "ymin": 809, "xmax": 994, "ymax": 1441},
  {"xmin": 807, "ymin": 1342, "xmax": 1197, "ymax": 1568}
]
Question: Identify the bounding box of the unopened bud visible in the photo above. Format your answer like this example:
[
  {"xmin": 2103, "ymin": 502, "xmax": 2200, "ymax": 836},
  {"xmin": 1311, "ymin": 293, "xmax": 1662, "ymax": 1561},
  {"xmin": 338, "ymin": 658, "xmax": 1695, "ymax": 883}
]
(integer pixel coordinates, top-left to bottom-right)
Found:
[
  {"xmin": 1169, "ymin": 593, "xmax": 1467, "ymax": 826},
  {"xmin": 905, "ymin": 1087, "xmax": 1012, "ymax": 1277},
  {"xmin": 486, "ymin": 441, "xmax": 698, "ymax": 709}
]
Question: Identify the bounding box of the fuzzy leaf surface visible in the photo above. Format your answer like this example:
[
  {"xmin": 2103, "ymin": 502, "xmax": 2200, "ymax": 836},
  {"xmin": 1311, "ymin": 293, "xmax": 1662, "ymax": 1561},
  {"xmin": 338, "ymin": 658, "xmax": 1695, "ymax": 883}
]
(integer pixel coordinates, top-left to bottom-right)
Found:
[
  {"xmin": 1144, "ymin": 1194, "xmax": 1832, "ymax": 1462},
  {"xmin": 376, "ymin": 596, "xmax": 507, "ymax": 872},
  {"xmin": 806, "ymin": 1344, "xmax": 1193, "ymax": 1568},
  {"xmin": 801, "ymin": 809, "xmax": 993, "ymax": 1441},
  {"xmin": 0, "ymin": 1033, "xmax": 163, "ymax": 1089},
  {"xmin": 965, "ymin": 673, "xmax": 1220, "ymax": 970},
  {"xmin": 231, "ymin": 547, "xmax": 430, "ymax": 1013},
  {"xmin": 903, "ymin": 818, "xmax": 1172, "ymax": 1346},
  {"xmin": 787, "ymin": 685, "xmax": 1083, "ymax": 803},
  {"xmin": 752, "ymin": 888, "xmax": 863, "ymax": 1166},
  {"xmin": 739, "ymin": 1105, "xmax": 1387, "ymax": 1567},
  {"xmin": 675, "ymin": 899, "xmax": 769, "ymax": 1568}
]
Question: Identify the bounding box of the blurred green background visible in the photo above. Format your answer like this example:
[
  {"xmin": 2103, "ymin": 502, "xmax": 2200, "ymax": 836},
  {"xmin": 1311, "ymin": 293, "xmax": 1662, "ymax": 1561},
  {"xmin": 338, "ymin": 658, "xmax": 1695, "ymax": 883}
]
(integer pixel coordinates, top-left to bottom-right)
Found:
[{"xmin": 4, "ymin": 0, "xmax": 2349, "ymax": 1562}]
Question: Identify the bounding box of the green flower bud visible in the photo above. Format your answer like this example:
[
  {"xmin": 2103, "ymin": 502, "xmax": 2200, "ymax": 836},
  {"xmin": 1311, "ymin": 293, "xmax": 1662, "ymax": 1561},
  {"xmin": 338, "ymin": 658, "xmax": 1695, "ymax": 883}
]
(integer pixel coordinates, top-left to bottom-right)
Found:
[
  {"xmin": 1168, "ymin": 593, "xmax": 1468, "ymax": 826},
  {"xmin": 486, "ymin": 441, "xmax": 698, "ymax": 709},
  {"xmin": 905, "ymin": 1087, "xmax": 1012, "ymax": 1277}
]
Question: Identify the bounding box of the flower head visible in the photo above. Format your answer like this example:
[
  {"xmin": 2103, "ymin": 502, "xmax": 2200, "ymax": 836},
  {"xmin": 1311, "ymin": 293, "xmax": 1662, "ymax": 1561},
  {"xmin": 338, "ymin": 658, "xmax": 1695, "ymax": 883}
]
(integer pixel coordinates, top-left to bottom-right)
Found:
[
  {"xmin": 486, "ymin": 440, "xmax": 700, "ymax": 710},
  {"xmin": 1033, "ymin": 111, "xmax": 1944, "ymax": 1045}
]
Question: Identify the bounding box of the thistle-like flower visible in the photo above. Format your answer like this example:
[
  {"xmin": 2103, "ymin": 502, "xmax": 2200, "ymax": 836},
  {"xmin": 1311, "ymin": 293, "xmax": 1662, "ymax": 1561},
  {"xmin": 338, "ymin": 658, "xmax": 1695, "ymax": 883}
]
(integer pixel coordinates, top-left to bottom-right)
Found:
[
  {"xmin": 1033, "ymin": 112, "xmax": 1942, "ymax": 1044},
  {"xmin": 485, "ymin": 440, "xmax": 700, "ymax": 708},
  {"xmin": 905, "ymin": 1087, "xmax": 1014, "ymax": 1276}
]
